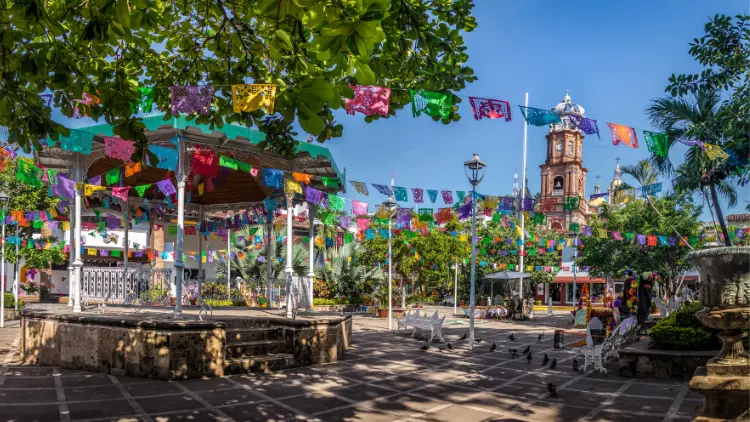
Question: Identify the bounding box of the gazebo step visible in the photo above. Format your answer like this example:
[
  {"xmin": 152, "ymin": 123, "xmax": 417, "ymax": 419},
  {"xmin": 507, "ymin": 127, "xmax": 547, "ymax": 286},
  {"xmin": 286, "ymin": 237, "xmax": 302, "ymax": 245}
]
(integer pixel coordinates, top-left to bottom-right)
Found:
[
  {"xmin": 226, "ymin": 327, "xmax": 282, "ymax": 343},
  {"xmin": 224, "ymin": 354, "xmax": 297, "ymax": 374},
  {"xmin": 225, "ymin": 339, "xmax": 288, "ymax": 358}
]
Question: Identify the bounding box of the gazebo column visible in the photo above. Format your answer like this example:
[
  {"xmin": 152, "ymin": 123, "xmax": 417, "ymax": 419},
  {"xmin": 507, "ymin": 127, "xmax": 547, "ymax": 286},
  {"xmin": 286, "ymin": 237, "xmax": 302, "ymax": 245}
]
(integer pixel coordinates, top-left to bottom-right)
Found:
[
  {"xmin": 307, "ymin": 204, "xmax": 316, "ymax": 308},
  {"xmin": 284, "ymin": 193, "xmax": 294, "ymax": 318},
  {"xmin": 173, "ymin": 137, "xmax": 186, "ymax": 318},
  {"xmin": 197, "ymin": 205, "xmax": 204, "ymax": 300},
  {"xmin": 266, "ymin": 210, "xmax": 274, "ymax": 306},
  {"xmin": 67, "ymin": 218, "xmax": 74, "ymax": 308},
  {"xmin": 72, "ymin": 155, "xmax": 83, "ymax": 313}
]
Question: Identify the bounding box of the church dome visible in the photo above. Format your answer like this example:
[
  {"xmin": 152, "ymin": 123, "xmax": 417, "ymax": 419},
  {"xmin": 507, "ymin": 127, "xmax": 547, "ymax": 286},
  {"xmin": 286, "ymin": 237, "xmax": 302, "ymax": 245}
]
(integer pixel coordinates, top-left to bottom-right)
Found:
[{"xmin": 551, "ymin": 90, "xmax": 585, "ymax": 117}]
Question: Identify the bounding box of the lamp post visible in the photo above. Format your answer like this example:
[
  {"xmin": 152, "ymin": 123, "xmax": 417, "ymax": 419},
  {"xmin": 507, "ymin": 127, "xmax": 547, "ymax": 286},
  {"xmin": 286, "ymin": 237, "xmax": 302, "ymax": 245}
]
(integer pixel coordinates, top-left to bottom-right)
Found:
[
  {"xmin": 572, "ymin": 230, "xmax": 581, "ymax": 311},
  {"xmin": 0, "ymin": 190, "xmax": 9, "ymax": 328},
  {"xmin": 382, "ymin": 196, "xmax": 397, "ymax": 330},
  {"xmin": 464, "ymin": 153, "xmax": 486, "ymax": 350},
  {"xmin": 453, "ymin": 259, "xmax": 458, "ymax": 315}
]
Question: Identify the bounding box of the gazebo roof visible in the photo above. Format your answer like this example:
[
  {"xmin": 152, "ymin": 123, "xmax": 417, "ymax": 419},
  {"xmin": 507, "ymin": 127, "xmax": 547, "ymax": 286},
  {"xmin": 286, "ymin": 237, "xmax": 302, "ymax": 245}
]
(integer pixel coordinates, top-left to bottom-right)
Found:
[{"xmin": 35, "ymin": 114, "xmax": 345, "ymax": 212}]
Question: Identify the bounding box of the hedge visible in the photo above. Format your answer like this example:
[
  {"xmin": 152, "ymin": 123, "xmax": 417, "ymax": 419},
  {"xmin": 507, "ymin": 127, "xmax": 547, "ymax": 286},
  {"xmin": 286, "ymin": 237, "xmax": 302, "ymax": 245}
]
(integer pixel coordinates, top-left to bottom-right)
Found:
[
  {"xmin": 3, "ymin": 293, "xmax": 23, "ymax": 309},
  {"xmin": 649, "ymin": 302, "xmax": 720, "ymax": 351}
]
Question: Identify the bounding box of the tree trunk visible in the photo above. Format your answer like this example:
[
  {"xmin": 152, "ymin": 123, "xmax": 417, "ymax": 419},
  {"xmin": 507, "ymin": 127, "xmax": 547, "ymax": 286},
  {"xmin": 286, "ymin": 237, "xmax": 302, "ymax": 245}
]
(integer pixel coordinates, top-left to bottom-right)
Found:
[{"xmin": 709, "ymin": 184, "xmax": 732, "ymax": 246}]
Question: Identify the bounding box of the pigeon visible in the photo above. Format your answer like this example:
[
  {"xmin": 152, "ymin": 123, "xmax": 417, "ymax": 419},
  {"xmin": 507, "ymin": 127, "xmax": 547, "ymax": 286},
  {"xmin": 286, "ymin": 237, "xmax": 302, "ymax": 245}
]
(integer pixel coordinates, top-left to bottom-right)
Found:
[
  {"xmin": 542, "ymin": 353, "xmax": 549, "ymax": 366},
  {"xmin": 475, "ymin": 338, "xmax": 482, "ymax": 343},
  {"xmin": 447, "ymin": 343, "xmax": 453, "ymax": 350},
  {"xmin": 522, "ymin": 346, "xmax": 530, "ymax": 354},
  {"xmin": 489, "ymin": 343, "xmax": 496, "ymax": 352},
  {"xmin": 458, "ymin": 333, "xmax": 467, "ymax": 341},
  {"xmin": 438, "ymin": 346, "xmax": 446, "ymax": 351},
  {"xmin": 420, "ymin": 345, "xmax": 429, "ymax": 351},
  {"xmin": 538, "ymin": 333, "xmax": 544, "ymax": 342},
  {"xmin": 572, "ymin": 359, "xmax": 579, "ymax": 371},
  {"xmin": 527, "ymin": 352, "xmax": 532, "ymax": 363},
  {"xmin": 508, "ymin": 333, "xmax": 515, "ymax": 341},
  {"xmin": 550, "ymin": 358, "xmax": 557, "ymax": 369},
  {"xmin": 508, "ymin": 348, "xmax": 518, "ymax": 354},
  {"xmin": 547, "ymin": 383, "xmax": 558, "ymax": 398},
  {"xmin": 511, "ymin": 352, "xmax": 519, "ymax": 359}
]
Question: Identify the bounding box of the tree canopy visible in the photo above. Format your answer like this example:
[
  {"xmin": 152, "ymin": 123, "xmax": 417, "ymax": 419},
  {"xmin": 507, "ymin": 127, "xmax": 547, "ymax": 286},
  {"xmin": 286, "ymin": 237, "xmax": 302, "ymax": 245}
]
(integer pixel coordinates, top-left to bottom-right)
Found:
[
  {"xmin": 1, "ymin": 0, "xmax": 477, "ymax": 156},
  {"xmin": 577, "ymin": 194, "xmax": 702, "ymax": 297}
]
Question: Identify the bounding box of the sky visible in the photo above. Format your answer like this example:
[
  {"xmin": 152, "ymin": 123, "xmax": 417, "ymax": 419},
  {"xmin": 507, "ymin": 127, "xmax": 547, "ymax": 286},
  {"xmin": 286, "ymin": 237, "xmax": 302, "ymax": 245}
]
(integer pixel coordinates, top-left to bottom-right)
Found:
[{"xmin": 322, "ymin": 0, "xmax": 749, "ymax": 220}]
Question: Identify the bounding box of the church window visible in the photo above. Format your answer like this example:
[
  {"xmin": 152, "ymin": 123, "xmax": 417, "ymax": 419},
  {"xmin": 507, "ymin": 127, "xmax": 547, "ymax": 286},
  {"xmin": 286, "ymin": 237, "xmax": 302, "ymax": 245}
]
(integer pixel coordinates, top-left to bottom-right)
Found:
[{"xmin": 552, "ymin": 176, "xmax": 564, "ymax": 196}]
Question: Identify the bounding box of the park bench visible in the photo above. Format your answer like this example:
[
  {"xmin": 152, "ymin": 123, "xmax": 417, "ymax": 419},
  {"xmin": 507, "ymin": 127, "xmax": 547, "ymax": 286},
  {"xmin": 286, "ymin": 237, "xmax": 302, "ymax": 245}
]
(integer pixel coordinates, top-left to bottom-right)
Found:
[
  {"xmin": 580, "ymin": 316, "xmax": 639, "ymax": 374},
  {"xmin": 411, "ymin": 310, "xmax": 445, "ymax": 343},
  {"xmin": 397, "ymin": 309, "xmax": 421, "ymax": 332}
]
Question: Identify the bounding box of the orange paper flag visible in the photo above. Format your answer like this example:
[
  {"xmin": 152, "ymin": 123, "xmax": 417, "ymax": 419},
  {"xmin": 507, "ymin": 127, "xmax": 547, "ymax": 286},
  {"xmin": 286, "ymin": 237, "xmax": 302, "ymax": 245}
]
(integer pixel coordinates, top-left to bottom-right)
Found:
[
  {"xmin": 125, "ymin": 162, "xmax": 142, "ymax": 177},
  {"xmin": 607, "ymin": 123, "xmax": 639, "ymax": 148},
  {"xmin": 292, "ymin": 172, "xmax": 312, "ymax": 184}
]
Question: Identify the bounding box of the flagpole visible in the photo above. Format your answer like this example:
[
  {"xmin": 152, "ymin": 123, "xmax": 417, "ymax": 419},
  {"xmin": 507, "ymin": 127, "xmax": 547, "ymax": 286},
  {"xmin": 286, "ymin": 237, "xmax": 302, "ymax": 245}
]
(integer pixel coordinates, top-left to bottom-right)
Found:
[{"xmin": 519, "ymin": 92, "xmax": 528, "ymax": 315}]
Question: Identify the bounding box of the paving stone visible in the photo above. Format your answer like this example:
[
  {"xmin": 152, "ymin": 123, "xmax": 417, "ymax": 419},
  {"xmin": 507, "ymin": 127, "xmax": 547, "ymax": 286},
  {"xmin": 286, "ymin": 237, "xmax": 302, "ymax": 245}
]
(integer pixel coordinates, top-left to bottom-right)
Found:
[
  {"xmin": 0, "ymin": 387, "xmax": 58, "ymax": 404},
  {"xmin": 318, "ymin": 405, "xmax": 398, "ymax": 422},
  {"xmin": 196, "ymin": 387, "xmax": 264, "ymax": 407},
  {"xmin": 279, "ymin": 391, "xmax": 352, "ymax": 414},
  {"xmin": 410, "ymin": 383, "xmax": 481, "ymax": 403},
  {"xmin": 416, "ymin": 404, "xmax": 500, "ymax": 422},
  {"xmin": 220, "ymin": 401, "xmax": 299, "ymax": 422},
  {"xmin": 329, "ymin": 384, "xmax": 396, "ymax": 403},
  {"xmin": 150, "ymin": 408, "xmax": 232, "ymax": 421},
  {"xmin": 64, "ymin": 385, "xmax": 124, "ymax": 402},
  {"xmin": 60, "ymin": 374, "xmax": 113, "ymax": 388},
  {"xmin": 123, "ymin": 380, "xmax": 183, "ymax": 398},
  {"xmin": 607, "ymin": 396, "xmax": 673, "ymax": 414},
  {"xmin": 175, "ymin": 377, "xmax": 237, "ymax": 392},
  {"xmin": 67, "ymin": 398, "xmax": 136, "ymax": 420},
  {"xmin": 366, "ymin": 392, "xmax": 448, "ymax": 416},
  {"xmin": 232, "ymin": 377, "xmax": 316, "ymax": 398},
  {"xmin": 0, "ymin": 404, "xmax": 62, "ymax": 422},
  {"xmin": 0, "ymin": 376, "xmax": 57, "ymax": 388},
  {"xmin": 623, "ymin": 381, "xmax": 683, "ymax": 398},
  {"xmin": 135, "ymin": 393, "xmax": 205, "ymax": 414},
  {"xmin": 596, "ymin": 410, "xmax": 666, "ymax": 422}
]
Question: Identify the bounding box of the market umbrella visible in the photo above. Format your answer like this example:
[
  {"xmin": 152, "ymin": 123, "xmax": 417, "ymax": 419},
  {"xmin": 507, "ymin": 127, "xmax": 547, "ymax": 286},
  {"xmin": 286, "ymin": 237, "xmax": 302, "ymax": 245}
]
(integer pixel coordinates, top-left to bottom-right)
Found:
[{"xmin": 483, "ymin": 271, "xmax": 532, "ymax": 280}]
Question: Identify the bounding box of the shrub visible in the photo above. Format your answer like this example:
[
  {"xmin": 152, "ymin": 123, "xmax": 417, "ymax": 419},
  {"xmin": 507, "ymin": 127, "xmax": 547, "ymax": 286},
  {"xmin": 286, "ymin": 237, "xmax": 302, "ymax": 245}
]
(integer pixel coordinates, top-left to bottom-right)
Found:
[
  {"xmin": 4, "ymin": 293, "xmax": 23, "ymax": 309},
  {"xmin": 257, "ymin": 297, "xmax": 268, "ymax": 307},
  {"xmin": 204, "ymin": 299, "xmax": 234, "ymax": 307},
  {"xmin": 313, "ymin": 298, "xmax": 350, "ymax": 306},
  {"xmin": 649, "ymin": 302, "xmax": 720, "ymax": 350}
]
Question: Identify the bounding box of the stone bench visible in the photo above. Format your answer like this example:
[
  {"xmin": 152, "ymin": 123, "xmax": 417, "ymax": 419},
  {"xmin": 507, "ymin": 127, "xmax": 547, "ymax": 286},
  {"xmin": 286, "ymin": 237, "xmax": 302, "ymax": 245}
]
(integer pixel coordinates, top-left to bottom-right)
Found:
[{"xmin": 618, "ymin": 338, "xmax": 718, "ymax": 379}]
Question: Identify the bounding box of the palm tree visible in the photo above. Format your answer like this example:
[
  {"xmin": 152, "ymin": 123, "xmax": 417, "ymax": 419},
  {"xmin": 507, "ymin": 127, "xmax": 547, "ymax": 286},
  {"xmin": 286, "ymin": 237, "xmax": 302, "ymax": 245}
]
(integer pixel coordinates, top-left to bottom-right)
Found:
[
  {"xmin": 620, "ymin": 160, "xmax": 659, "ymax": 187},
  {"xmin": 315, "ymin": 243, "xmax": 385, "ymax": 300},
  {"xmin": 646, "ymin": 88, "xmax": 737, "ymax": 245}
]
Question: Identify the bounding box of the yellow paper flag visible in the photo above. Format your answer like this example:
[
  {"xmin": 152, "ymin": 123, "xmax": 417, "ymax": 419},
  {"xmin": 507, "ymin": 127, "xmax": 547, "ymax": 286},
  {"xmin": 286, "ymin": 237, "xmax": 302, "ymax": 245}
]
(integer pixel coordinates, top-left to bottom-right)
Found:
[
  {"xmin": 285, "ymin": 178, "xmax": 302, "ymax": 195},
  {"xmin": 704, "ymin": 143, "xmax": 729, "ymax": 160},
  {"xmin": 231, "ymin": 84, "xmax": 277, "ymax": 113},
  {"xmin": 84, "ymin": 184, "xmax": 105, "ymax": 197}
]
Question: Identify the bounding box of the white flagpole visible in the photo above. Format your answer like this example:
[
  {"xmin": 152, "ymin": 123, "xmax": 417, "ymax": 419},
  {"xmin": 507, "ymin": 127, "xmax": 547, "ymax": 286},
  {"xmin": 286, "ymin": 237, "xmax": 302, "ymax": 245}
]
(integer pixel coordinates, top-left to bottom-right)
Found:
[{"xmin": 519, "ymin": 92, "xmax": 529, "ymax": 311}]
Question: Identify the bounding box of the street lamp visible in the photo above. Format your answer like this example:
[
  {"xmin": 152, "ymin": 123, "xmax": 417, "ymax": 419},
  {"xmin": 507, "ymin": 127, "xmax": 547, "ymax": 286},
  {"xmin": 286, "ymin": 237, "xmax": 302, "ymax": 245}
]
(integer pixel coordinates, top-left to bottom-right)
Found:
[
  {"xmin": 572, "ymin": 229, "xmax": 582, "ymax": 311},
  {"xmin": 464, "ymin": 153, "xmax": 486, "ymax": 350},
  {"xmin": 0, "ymin": 190, "xmax": 9, "ymax": 328},
  {"xmin": 382, "ymin": 196, "xmax": 397, "ymax": 330},
  {"xmin": 453, "ymin": 260, "xmax": 459, "ymax": 315}
]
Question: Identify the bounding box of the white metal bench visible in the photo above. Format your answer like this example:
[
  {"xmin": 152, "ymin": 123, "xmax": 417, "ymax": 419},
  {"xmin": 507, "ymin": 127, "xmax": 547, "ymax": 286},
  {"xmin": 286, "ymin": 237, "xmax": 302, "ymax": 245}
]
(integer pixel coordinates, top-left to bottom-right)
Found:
[
  {"xmin": 580, "ymin": 316, "xmax": 639, "ymax": 374},
  {"xmin": 397, "ymin": 309, "xmax": 421, "ymax": 332},
  {"xmin": 411, "ymin": 310, "xmax": 445, "ymax": 343}
]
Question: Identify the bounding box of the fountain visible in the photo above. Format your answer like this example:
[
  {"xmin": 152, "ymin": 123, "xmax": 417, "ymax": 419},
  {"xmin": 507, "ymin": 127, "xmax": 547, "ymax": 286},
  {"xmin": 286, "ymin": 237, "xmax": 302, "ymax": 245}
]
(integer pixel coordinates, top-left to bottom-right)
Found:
[{"xmin": 686, "ymin": 246, "xmax": 749, "ymax": 421}]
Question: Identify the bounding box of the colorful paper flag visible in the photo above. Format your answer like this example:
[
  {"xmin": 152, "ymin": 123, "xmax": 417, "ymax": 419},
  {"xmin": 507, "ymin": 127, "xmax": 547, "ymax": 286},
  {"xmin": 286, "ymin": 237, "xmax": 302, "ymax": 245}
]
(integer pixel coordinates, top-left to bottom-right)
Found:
[
  {"xmin": 412, "ymin": 188, "xmax": 424, "ymax": 203},
  {"xmin": 393, "ymin": 186, "xmax": 408, "ymax": 202},
  {"xmin": 262, "ymin": 168, "xmax": 284, "ymax": 189},
  {"xmin": 441, "ymin": 190, "xmax": 453, "ymax": 204},
  {"xmin": 293, "ymin": 172, "xmax": 312, "ymax": 184},
  {"xmin": 345, "ymin": 86, "xmax": 390, "ymax": 117},
  {"xmin": 607, "ymin": 123, "xmax": 639, "ymax": 148},
  {"xmin": 704, "ymin": 143, "xmax": 729, "ymax": 160},
  {"xmin": 135, "ymin": 184, "xmax": 151, "ymax": 197},
  {"xmin": 643, "ymin": 131, "xmax": 669, "ymax": 157},
  {"xmin": 410, "ymin": 90, "xmax": 452, "ymax": 119},
  {"xmin": 170, "ymin": 85, "xmax": 213, "ymax": 115},
  {"xmin": 468, "ymin": 97, "xmax": 511, "ymax": 121},
  {"xmin": 567, "ymin": 115, "xmax": 600, "ymax": 139},
  {"xmin": 372, "ymin": 184, "xmax": 392, "ymax": 196},
  {"xmin": 352, "ymin": 201, "xmax": 368, "ymax": 215},
  {"xmin": 231, "ymin": 84, "xmax": 277, "ymax": 113},
  {"xmin": 518, "ymin": 106, "xmax": 561, "ymax": 126},
  {"xmin": 349, "ymin": 181, "xmax": 368, "ymax": 196}
]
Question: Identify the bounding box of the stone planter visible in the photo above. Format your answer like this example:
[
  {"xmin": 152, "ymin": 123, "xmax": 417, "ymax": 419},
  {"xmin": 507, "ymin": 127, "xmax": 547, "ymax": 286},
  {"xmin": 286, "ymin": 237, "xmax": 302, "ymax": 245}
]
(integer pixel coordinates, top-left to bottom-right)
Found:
[
  {"xmin": 686, "ymin": 246, "xmax": 750, "ymax": 421},
  {"xmin": 376, "ymin": 308, "xmax": 388, "ymax": 318}
]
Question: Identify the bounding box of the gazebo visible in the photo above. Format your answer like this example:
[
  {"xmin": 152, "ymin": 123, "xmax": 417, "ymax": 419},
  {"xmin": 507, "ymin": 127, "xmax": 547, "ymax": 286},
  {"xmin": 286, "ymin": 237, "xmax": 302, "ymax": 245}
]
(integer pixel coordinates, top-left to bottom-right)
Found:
[{"xmin": 35, "ymin": 113, "xmax": 344, "ymax": 318}]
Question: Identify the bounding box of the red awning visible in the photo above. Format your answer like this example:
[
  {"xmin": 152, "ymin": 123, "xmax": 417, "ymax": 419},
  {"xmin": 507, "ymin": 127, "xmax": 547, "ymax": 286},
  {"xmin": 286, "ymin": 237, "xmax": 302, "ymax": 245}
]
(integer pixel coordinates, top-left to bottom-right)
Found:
[{"xmin": 554, "ymin": 276, "xmax": 607, "ymax": 284}]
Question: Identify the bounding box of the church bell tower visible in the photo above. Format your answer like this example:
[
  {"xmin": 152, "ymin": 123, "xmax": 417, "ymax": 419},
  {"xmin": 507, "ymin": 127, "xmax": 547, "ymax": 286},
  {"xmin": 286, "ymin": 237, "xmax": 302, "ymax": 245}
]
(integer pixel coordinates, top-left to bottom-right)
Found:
[{"xmin": 539, "ymin": 91, "xmax": 589, "ymax": 231}]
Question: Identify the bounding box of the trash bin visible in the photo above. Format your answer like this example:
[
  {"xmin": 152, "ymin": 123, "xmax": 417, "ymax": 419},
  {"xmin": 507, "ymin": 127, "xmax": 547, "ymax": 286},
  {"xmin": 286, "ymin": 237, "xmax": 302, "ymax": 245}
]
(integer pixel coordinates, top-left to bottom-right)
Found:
[{"xmin": 554, "ymin": 329, "xmax": 564, "ymax": 348}]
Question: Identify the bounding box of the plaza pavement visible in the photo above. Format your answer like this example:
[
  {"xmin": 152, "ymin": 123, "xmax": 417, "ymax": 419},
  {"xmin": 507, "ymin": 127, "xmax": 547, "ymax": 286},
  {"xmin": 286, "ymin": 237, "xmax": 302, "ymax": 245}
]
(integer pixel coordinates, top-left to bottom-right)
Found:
[{"xmin": 0, "ymin": 307, "xmax": 701, "ymax": 422}]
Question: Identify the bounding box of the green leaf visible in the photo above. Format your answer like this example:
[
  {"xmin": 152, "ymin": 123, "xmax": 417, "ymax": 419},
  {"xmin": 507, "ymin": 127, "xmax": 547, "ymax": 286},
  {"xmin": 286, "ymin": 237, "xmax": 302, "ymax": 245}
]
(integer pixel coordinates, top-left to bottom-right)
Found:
[{"xmin": 353, "ymin": 60, "xmax": 375, "ymax": 85}]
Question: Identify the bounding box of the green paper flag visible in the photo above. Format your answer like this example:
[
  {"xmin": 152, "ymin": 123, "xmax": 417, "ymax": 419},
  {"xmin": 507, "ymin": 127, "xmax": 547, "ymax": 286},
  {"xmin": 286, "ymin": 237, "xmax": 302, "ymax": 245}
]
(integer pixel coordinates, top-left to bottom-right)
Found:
[
  {"xmin": 237, "ymin": 162, "xmax": 251, "ymax": 172},
  {"xmin": 321, "ymin": 177, "xmax": 339, "ymax": 188},
  {"xmin": 16, "ymin": 160, "xmax": 43, "ymax": 188},
  {"xmin": 410, "ymin": 90, "xmax": 452, "ymax": 120},
  {"xmin": 344, "ymin": 233, "xmax": 353, "ymax": 244},
  {"xmin": 643, "ymin": 131, "xmax": 669, "ymax": 158},
  {"xmin": 111, "ymin": 250, "xmax": 121, "ymax": 258},
  {"xmin": 624, "ymin": 232, "xmax": 634, "ymax": 241},
  {"xmin": 563, "ymin": 196, "xmax": 580, "ymax": 211},
  {"xmin": 132, "ymin": 86, "xmax": 154, "ymax": 114},
  {"xmin": 105, "ymin": 168, "xmax": 120, "ymax": 185},
  {"xmin": 32, "ymin": 220, "xmax": 43, "ymax": 229},
  {"xmin": 328, "ymin": 194, "xmax": 345, "ymax": 212},
  {"xmin": 168, "ymin": 226, "xmax": 177, "ymax": 235},
  {"xmin": 46, "ymin": 169, "xmax": 58, "ymax": 185},
  {"xmin": 418, "ymin": 208, "xmax": 433, "ymax": 221},
  {"xmin": 569, "ymin": 223, "xmax": 580, "ymax": 233},
  {"xmin": 135, "ymin": 184, "xmax": 151, "ymax": 197},
  {"xmin": 533, "ymin": 213, "xmax": 546, "ymax": 225},
  {"xmin": 219, "ymin": 155, "xmax": 239, "ymax": 170},
  {"xmin": 456, "ymin": 191, "xmax": 467, "ymax": 203},
  {"xmin": 322, "ymin": 212, "xmax": 335, "ymax": 225}
]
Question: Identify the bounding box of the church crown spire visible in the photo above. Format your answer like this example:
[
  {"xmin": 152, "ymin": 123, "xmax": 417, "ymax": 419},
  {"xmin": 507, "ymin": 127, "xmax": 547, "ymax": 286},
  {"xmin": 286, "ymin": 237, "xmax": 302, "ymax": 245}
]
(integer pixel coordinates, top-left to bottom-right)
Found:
[{"xmin": 512, "ymin": 169, "xmax": 519, "ymax": 197}]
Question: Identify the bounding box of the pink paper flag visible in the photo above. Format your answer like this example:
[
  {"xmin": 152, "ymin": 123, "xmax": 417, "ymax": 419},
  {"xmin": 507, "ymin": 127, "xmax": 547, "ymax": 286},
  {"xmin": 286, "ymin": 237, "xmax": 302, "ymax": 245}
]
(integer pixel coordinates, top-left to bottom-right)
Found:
[
  {"xmin": 441, "ymin": 190, "xmax": 453, "ymax": 204},
  {"xmin": 352, "ymin": 200, "xmax": 368, "ymax": 216},
  {"xmin": 356, "ymin": 218, "xmax": 370, "ymax": 231},
  {"xmin": 111, "ymin": 186, "xmax": 129, "ymax": 201},
  {"xmin": 104, "ymin": 137, "xmax": 136, "ymax": 161},
  {"xmin": 345, "ymin": 86, "xmax": 391, "ymax": 117},
  {"xmin": 612, "ymin": 231, "xmax": 622, "ymax": 241}
]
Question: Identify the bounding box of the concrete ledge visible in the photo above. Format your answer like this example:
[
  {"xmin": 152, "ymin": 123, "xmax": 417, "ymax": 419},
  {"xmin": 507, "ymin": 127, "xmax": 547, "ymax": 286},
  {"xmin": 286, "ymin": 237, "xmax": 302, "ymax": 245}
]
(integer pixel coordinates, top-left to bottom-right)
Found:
[
  {"xmin": 618, "ymin": 337, "xmax": 717, "ymax": 379},
  {"xmin": 3, "ymin": 309, "xmax": 20, "ymax": 321}
]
